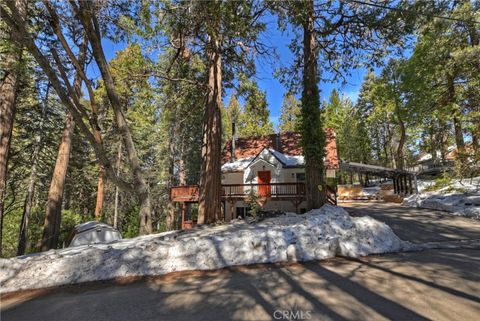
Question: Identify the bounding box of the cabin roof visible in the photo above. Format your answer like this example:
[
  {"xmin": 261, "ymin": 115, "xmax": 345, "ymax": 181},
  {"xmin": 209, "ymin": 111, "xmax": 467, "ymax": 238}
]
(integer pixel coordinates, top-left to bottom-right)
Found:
[{"xmin": 221, "ymin": 129, "xmax": 339, "ymax": 171}]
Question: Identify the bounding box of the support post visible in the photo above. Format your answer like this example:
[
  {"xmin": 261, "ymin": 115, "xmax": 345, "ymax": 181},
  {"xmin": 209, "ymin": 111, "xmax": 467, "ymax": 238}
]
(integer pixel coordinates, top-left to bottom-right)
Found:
[
  {"xmin": 181, "ymin": 202, "xmax": 186, "ymax": 229},
  {"xmin": 408, "ymin": 175, "xmax": 413, "ymax": 195},
  {"xmin": 230, "ymin": 200, "xmax": 235, "ymax": 221},
  {"xmin": 414, "ymin": 174, "xmax": 419, "ymax": 194}
]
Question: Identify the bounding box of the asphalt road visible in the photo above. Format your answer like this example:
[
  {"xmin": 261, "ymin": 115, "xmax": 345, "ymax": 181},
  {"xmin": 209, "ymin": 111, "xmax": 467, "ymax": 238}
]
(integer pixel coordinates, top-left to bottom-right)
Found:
[
  {"xmin": 341, "ymin": 202, "xmax": 480, "ymax": 243},
  {"xmin": 2, "ymin": 203, "xmax": 480, "ymax": 321}
]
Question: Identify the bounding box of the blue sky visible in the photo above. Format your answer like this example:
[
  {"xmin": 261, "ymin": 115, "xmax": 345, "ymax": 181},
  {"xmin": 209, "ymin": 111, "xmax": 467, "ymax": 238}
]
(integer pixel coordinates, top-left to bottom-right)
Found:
[
  {"xmin": 97, "ymin": 18, "xmax": 370, "ymax": 131},
  {"xmin": 249, "ymin": 17, "xmax": 369, "ymax": 130}
]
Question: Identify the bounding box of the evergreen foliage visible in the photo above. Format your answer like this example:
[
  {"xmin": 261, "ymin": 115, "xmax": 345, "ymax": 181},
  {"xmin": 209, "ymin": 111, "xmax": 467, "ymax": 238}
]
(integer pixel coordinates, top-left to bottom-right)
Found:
[{"xmin": 279, "ymin": 93, "xmax": 301, "ymax": 133}]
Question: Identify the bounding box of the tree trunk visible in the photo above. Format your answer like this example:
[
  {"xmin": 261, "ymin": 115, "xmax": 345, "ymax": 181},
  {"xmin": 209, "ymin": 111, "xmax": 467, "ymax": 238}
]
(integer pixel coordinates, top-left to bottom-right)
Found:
[
  {"xmin": 301, "ymin": 0, "xmax": 325, "ymax": 210},
  {"xmin": 429, "ymin": 130, "xmax": 438, "ymax": 164},
  {"xmin": 198, "ymin": 36, "xmax": 223, "ymax": 225},
  {"xmin": 78, "ymin": 2, "xmax": 152, "ymax": 234},
  {"xmin": 37, "ymin": 34, "xmax": 88, "ymax": 252},
  {"xmin": 472, "ymin": 132, "xmax": 479, "ymax": 152},
  {"xmin": 395, "ymin": 105, "xmax": 406, "ymax": 170},
  {"xmin": 382, "ymin": 128, "xmax": 390, "ymax": 167},
  {"xmin": 0, "ymin": 0, "xmax": 27, "ymax": 257},
  {"xmin": 94, "ymin": 167, "xmax": 105, "ymax": 221},
  {"xmin": 39, "ymin": 114, "xmax": 75, "ymax": 251},
  {"xmin": 113, "ymin": 143, "xmax": 121, "ymax": 229},
  {"xmin": 166, "ymin": 122, "xmax": 177, "ymax": 230},
  {"xmin": 447, "ymin": 75, "xmax": 465, "ymax": 152},
  {"xmin": 17, "ymin": 148, "xmax": 38, "ymax": 255},
  {"xmin": 17, "ymin": 84, "xmax": 49, "ymax": 256}
]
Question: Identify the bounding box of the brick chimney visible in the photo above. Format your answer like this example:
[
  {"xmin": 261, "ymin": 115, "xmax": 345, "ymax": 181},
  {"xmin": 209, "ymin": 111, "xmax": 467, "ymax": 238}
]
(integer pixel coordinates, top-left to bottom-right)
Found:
[{"xmin": 275, "ymin": 133, "xmax": 281, "ymax": 152}]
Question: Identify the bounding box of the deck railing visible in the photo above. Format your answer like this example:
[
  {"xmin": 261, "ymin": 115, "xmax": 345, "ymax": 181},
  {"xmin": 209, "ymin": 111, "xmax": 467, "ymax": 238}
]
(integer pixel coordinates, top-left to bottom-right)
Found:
[
  {"xmin": 222, "ymin": 183, "xmax": 306, "ymax": 198},
  {"xmin": 170, "ymin": 183, "xmax": 306, "ymax": 202}
]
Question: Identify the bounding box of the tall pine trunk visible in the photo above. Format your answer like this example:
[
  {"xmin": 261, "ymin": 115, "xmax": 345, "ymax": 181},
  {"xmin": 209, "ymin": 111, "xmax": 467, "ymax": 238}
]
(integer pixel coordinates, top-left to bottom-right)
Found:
[
  {"xmin": 38, "ymin": 39, "xmax": 86, "ymax": 251},
  {"xmin": 394, "ymin": 101, "xmax": 406, "ymax": 170},
  {"xmin": 198, "ymin": 40, "xmax": 223, "ymax": 224},
  {"xmin": 94, "ymin": 167, "xmax": 105, "ymax": 221},
  {"xmin": 39, "ymin": 114, "xmax": 75, "ymax": 251},
  {"xmin": 78, "ymin": 2, "xmax": 152, "ymax": 234},
  {"xmin": 447, "ymin": 74, "xmax": 465, "ymax": 152},
  {"xmin": 473, "ymin": 130, "xmax": 479, "ymax": 152},
  {"xmin": 470, "ymin": 27, "xmax": 480, "ymax": 152},
  {"xmin": 0, "ymin": 0, "xmax": 27, "ymax": 256},
  {"xmin": 17, "ymin": 85, "xmax": 49, "ymax": 255},
  {"xmin": 166, "ymin": 121, "xmax": 177, "ymax": 230},
  {"xmin": 17, "ymin": 146, "xmax": 39, "ymax": 255},
  {"xmin": 113, "ymin": 143, "xmax": 121, "ymax": 229},
  {"xmin": 301, "ymin": 0, "xmax": 325, "ymax": 210}
]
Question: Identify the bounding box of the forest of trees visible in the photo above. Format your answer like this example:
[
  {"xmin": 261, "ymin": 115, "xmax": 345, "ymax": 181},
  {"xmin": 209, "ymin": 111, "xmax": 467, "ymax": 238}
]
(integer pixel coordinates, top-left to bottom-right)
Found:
[{"xmin": 0, "ymin": 1, "xmax": 478, "ymax": 257}]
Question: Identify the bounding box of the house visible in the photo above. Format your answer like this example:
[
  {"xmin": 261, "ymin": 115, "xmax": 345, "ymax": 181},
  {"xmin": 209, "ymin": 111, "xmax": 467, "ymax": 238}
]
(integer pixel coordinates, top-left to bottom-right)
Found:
[
  {"xmin": 413, "ymin": 143, "xmax": 476, "ymax": 174},
  {"xmin": 220, "ymin": 130, "xmax": 339, "ymax": 219},
  {"xmin": 170, "ymin": 129, "xmax": 339, "ymax": 227}
]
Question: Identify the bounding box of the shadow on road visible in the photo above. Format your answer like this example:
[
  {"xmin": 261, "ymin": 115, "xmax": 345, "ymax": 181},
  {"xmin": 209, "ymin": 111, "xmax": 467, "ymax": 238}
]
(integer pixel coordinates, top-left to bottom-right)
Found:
[
  {"xmin": 3, "ymin": 248, "xmax": 479, "ymax": 321},
  {"xmin": 341, "ymin": 202, "xmax": 480, "ymax": 243}
]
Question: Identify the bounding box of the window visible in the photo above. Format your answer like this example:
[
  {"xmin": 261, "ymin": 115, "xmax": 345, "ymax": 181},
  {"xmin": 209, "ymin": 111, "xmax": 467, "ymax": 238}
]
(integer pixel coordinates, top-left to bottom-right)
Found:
[
  {"xmin": 296, "ymin": 172, "xmax": 306, "ymax": 182},
  {"xmin": 236, "ymin": 207, "xmax": 247, "ymax": 218}
]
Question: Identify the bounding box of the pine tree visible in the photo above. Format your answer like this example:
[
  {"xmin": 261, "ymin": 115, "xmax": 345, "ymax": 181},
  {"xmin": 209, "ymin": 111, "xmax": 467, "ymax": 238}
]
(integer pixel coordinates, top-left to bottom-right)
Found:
[
  {"xmin": 223, "ymin": 95, "xmax": 242, "ymax": 143},
  {"xmin": 279, "ymin": 93, "xmax": 301, "ymax": 133},
  {"xmin": 237, "ymin": 78, "xmax": 274, "ymax": 137},
  {"xmin": 0, "ymin": 0, "xmax": 27, "ymax": 256},
  {"xmin": 155, "ymin": 0, "xmax": 268, "ymax": 224}
]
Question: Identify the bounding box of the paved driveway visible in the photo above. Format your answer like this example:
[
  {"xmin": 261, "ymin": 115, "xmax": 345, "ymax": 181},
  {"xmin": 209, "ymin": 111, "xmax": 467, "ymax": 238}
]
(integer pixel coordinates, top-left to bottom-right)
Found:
[{"xmin": 341, "ymin": 202, "xmax": 480, "ymax": 243}]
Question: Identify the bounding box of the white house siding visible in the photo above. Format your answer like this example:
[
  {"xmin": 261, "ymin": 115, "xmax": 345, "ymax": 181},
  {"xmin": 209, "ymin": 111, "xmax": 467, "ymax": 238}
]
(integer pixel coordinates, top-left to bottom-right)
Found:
[
  {"xmin": 244, "ymin": 150, "xmax": 282, "ymax": 184},
  {"xmin": 281, "ymin": 168, "xmax": 306, "ymax": 183},
  {"xmin": 222, "ymin": 168, "xmax": 306, "ymax": 185},
  {"xmin": 222, "ymin": 171, "xmax": 243, "ymax": 185},
  {"xmin": 220, "ymin": 149, "xmax": 312, "ymax": 221}
]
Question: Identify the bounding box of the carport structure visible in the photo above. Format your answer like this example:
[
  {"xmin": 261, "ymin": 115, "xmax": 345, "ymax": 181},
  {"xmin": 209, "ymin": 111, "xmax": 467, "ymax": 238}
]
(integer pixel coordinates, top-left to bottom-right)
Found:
[{"xmin": 339, "ymin": 161, "xmax": 417, "ymax": 195}]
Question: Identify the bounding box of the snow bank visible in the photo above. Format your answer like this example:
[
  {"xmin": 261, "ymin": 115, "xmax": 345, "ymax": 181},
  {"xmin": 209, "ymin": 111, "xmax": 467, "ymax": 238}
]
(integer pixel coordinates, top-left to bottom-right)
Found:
[
  {"xmin": 0, "ymin": 205, "xmax": 406, "ymax": 293},
  {"xmin": 404, "ymin": 193, "xmax": 480, "ymax": 219},
  {"xmin": 417, "ymin": 177, "xmax": 480, "ymax": 194},
  {"xmin": 404, "ymin": 177, "xmax": 480, "ymax": 219}
]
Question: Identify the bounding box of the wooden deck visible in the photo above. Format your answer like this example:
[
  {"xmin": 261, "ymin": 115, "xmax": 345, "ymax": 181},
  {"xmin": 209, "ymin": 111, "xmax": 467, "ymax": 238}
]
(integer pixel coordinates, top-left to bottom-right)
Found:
[
  {"xmin": 170, "ymin": 183, "xmax": 306, "ymax": 202},
  {"xmin": 170, "ymin": 183, "xmax": 337, "ymax": 205},
  {"xmin": 171, "ymin": 183, "xmax": 337, "ymax": 229}
]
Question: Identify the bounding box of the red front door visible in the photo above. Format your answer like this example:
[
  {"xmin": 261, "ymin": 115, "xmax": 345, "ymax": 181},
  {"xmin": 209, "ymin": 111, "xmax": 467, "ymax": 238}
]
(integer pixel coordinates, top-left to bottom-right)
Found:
[{"xmin": 257, "ymin": 171, "xmax": 271, "ymax": 197}]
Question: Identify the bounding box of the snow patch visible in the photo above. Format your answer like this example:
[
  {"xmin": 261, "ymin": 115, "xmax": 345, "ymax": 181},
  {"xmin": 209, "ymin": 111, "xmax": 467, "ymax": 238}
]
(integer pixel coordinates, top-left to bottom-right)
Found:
[
  {"xmin": 221, "ymin": 156, "xmax": 255, "ymax": 172},
  {"xmin": 269, "ymin": 149, "xmax": 304, "ymax": 167},
  {"xmin": 0, "ymin": 205, "xmax": 406, "ymax": 293},
  {"xmin": 404, "ymin": 177, "xmax": 480, "ymax": 219}
]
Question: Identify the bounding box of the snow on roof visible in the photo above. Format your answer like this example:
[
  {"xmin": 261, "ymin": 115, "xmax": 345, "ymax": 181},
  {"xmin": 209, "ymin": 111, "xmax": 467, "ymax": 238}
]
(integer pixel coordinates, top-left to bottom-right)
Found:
[
  {"xmin": 418, "ymin": 153, "xmax": 433, "ymax": 162},
  {"xmin": 221, "ymin": 156, "xmax": 255, "ymax": 172},
  {"xmin": 221, "ymin": 149, "xmax": 305, "ymax": 172},
  {"xmin": 269, "ymin": 149, "xmax": 305, "ymax": 167},
  {"xmin": 418, "ymin": 151, "xmax": 443, "ymax": 163}
]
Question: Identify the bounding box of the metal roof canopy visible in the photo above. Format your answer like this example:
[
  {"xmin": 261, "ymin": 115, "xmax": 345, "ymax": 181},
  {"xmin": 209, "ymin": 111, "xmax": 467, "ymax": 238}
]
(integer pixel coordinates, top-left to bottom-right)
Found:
[{"xmin": 339, "ymin": 161, "xmax": 415, "ymax": 177}]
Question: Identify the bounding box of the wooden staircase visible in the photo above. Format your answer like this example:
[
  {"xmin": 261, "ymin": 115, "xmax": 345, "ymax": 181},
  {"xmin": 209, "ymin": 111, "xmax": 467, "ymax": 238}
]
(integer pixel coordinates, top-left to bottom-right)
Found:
[{"xmin": 326, "ymin": 185, "xmax": 337, "ymax": 205}]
